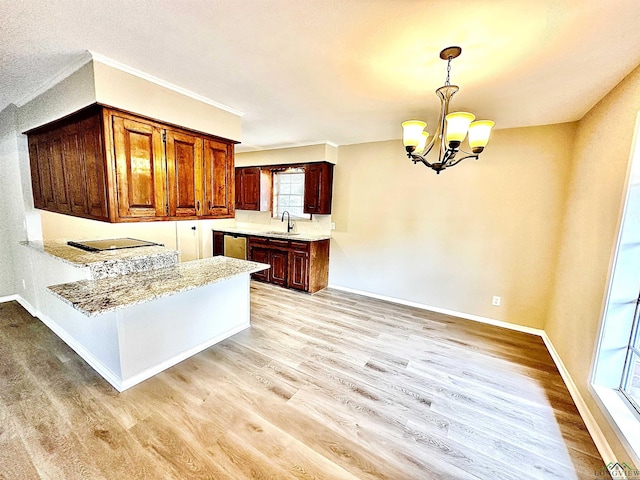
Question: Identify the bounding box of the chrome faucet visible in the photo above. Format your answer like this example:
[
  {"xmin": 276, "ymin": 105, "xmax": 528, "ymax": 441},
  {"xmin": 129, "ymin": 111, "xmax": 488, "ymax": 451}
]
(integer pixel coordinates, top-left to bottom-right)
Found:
[{"xmin": 281, "ymin": 210, "xmax": 294, "ymax": 233}]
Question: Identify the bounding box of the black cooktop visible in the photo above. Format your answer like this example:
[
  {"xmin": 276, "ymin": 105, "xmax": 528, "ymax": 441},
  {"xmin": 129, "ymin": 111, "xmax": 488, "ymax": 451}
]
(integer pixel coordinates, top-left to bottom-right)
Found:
[{"xmin": 67, "ymin": 238, "xmax": 162, "ymax": 252}]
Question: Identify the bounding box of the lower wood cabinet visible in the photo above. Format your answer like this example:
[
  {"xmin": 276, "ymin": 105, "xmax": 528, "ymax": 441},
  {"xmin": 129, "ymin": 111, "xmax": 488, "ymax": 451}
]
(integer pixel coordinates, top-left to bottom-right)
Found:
[{"xmin": 246, "ymin": 236, "xmax": 329, "ymax": 293}]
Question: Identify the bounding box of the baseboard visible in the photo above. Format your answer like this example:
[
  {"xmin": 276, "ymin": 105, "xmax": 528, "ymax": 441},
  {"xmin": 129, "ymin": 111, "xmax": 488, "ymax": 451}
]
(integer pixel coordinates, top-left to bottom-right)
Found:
[
  {"xmin": 1, "ymin": 294, "xmax": 38, "ymax": 317},
  {"xmin": 0, "ymin": 294, "xmax": 123, "ymax": 391},
  {"xmin": 328, "ymin": 283, "xmax": 616, "ymax": 468},
  {"xmin": 0, "ymin": 294, "xmax": 19, "ymax": 303},
  {"xmin": 541, "ymin": 332, "xmax": 617, "ymax": 466},
  {"xmin": 328, "ymin": 284, "xmax": 542, "ymax": 335}
]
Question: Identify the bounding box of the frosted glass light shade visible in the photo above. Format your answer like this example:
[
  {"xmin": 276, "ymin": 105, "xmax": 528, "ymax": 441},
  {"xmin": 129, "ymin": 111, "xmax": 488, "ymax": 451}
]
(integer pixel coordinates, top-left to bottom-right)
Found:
[
  {"xmin": 416, "ymin": 130, "xmax": 430, "ymax": 153},
  {"xmin": 468, "ymin": 120, "xmax": 495, "ymax": 151},
  {"xmin": 445, "ymin": 112, "xmax": 475, "ymax": 144},
  {"xmin": 402, "ymin": 120, "xmax": 427, "ymax": 147}
]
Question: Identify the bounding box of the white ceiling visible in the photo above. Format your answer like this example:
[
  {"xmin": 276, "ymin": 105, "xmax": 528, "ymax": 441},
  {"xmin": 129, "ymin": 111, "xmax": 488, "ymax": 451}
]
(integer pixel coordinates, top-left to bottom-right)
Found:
[{"xmin": 2, "ymin": 0, "xmax": 640, "ymax": 152}]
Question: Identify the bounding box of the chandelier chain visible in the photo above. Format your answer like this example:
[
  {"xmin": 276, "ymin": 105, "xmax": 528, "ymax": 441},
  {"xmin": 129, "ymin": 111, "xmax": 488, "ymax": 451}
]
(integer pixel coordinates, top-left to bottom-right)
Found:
[{"xmin": 445, "ymin": 56, "xmax": 452, "ymax": 86}]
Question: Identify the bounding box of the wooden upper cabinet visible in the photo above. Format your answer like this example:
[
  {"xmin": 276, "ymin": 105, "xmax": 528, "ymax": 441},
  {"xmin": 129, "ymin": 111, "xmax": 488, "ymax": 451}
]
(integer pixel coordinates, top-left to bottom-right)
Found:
[
  {"xmin": 235, "ymin": 166, "xmax": 272, "ymax": 211},
  {"xmin": 79, "ymin": 115, "xmax": 108, "ymax": 220},
  {"xmin": 203, "ymin": 139, "xmax": 234, "ymax": 217},
  {"xmin": 61, "ymin": 123, "xmax": 89, "ymax": 215},
  {"xmin": 112, "ymin": 116, "xmax": 166, "ymax": 219},
  {"xmin": 27, "ymin": 136, "xmax": 47, "ymax": 209},
  {"xmin": 166, "ymin": 129, "xmax": 202, "ymax": 217},
  {"xmin": 25, "ymin": 104, "xmax": 236, "ymax": 223},
  {"xmin": 236, "ymin": 167, "xmax": 259, "ymax": 210},
  {"xmin": 49, "ymin": 135, "xmax": 71, "ymax": 213},
  {"xmin": 304, "ymin": 161, "xmax": 334, "ymax": 215}
]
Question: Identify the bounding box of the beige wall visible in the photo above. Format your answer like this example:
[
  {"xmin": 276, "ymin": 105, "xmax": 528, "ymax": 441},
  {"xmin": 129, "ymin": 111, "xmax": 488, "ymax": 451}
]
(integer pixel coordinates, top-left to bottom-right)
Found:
[
  {"xmin": 18, "ymin": 59, "xmax": 242, "ymax": 142},
  {"xmin": 236, "ymin": 143, "xmax": 337, "ymax": 167},
  {"xmin": 546, "ymin": 63, "xmax": 640, "ymax": 463},
  {"xmin": 93, "ymin": 61, "xmax": 241, "ymax": 141},
  {"xmin": 329, "ymin": 123, "xmax": 576, "ymax": 329},
  {"xmin": 39, "ymin": 212, "xmax": 227, "ymax": 262}
]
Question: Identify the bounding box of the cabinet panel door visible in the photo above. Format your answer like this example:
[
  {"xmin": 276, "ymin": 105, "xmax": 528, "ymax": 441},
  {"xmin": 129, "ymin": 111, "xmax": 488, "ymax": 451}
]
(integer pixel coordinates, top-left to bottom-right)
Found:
[
  {"xmin": 166, "ymin": 129, "xmax": 202, "ymax": 217},
  {"xmin": 49, "ymin": 134, "xmax": 71, "ymax": 212},
  {"xmin": 303, "ymin": 162, "xmax": 333, "ymax": 215},
  {"xmin": 235, "ymin": 169, "xmax": 244, "ymax": 210},
  {"xmin": 239, "ymin": 167, "xmax": 260, "ymax": 211},
  {"xmin": 289, "ymin": 249, "xmax": 309, "ymax": 291},
  {"xmin": 113, "ymin": 116, "xmax": 166, "ymax": 218},
  {"xmin": 203, "ymin": 139, "xmax": 234, "ymax": 216},
  {"xmin": 35, "ymin": 136, "xmax": 56, "ymax": 209},
  {"xmin": 27, "ymin": 136, "xmax": 45, "ymax": 209},
  {"xmin": 61, "ymin": 124, "xmax": 89, "ymax": 215},
  {"xmin": 79, "ymin": 115, "xmax": 108, "ymax": 219},
  {"xmin": 213, "ymin": 231, "xmax": 224, "ymax": 256},
  {"xmin": 249, "ymin": 246, "xmax": 270, "ymax": 282},
  {"xmin": 270, "ymin": 250, "xmax": 289, "ymax": 287}
]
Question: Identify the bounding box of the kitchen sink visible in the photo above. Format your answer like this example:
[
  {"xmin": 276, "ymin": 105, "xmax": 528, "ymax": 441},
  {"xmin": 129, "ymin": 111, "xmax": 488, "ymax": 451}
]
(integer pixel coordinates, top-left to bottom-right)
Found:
[{"xmin": 264, "ymin": 231, "xmax": 300, "ymax": 236}]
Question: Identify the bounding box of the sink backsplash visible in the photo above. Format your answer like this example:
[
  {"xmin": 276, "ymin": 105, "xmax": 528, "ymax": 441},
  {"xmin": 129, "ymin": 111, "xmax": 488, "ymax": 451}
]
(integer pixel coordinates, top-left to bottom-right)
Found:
[{"xmin": 233, "ymin": 210, "xmax": 332, "ymax": 235}]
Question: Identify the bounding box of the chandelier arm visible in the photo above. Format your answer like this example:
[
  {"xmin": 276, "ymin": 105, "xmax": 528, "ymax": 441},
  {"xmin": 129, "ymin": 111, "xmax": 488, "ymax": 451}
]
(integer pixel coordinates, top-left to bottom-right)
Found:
[
  {"xmin": 407, "ymin": 153, "xmax": 435, "ymax": 168},
  {"xmin": 441, "ymin": 147, "xmax": 458, "ymax": 166},
  {"xmin": 446, "ymin": 153, "xmax": 479, "ymax": 168},
  {"xmin": 421, "ymin": 127, "xmax": 440, "ymax": 158}
]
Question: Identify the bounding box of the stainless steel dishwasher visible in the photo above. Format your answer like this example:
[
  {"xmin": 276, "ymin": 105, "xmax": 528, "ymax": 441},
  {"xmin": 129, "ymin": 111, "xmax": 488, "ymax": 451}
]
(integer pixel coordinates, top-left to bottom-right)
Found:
[{"xmin": 223, "ymin": 234, "xmax": 247, "ymax": 260}]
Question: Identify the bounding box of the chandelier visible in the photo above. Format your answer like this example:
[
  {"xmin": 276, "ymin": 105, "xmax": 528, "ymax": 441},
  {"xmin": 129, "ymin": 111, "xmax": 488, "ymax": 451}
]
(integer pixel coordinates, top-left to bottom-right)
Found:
[{"xmin": 402, "ymin": 46, "xmax": 495, "ymax": 174}]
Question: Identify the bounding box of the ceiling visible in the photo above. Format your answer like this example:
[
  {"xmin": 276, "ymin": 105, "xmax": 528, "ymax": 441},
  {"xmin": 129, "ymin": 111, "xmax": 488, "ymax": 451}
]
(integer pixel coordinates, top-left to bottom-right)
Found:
[{"xmin": 2, "ymin": 0, "xmax": 640, "ymax": 152}]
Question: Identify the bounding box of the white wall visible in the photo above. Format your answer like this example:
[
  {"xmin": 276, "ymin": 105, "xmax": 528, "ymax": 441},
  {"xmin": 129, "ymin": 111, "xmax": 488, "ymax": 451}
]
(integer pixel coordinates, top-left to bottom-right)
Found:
[{"xmin": 0, "ymin": 105, "xmax": 21, "ymax": 296}]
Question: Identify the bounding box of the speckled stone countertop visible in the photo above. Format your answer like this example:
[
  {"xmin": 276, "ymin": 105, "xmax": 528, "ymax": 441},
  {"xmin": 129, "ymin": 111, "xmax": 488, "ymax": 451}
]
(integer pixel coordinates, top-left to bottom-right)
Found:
[
  {"xmin": 48, "ymin": 256, "xmax": 269, "ymax": 317},
  {"xmin": 21, "ymin": 240, "xmax": 178, "ymax": 279},
  {"xmin": 212, "ymin": 226, "xmax": 331, "ymax": 242}
]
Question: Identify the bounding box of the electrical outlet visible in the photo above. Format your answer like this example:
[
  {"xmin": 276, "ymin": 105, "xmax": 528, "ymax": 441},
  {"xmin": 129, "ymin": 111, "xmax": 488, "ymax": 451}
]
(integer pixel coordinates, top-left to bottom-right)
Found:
[
  {"xmin": 492, "ymin": 296, "xmax": 501, "ymax": 307},
  {"xmin": 331, "ymin": 222, "xmax": 336, "ymax": 230}
]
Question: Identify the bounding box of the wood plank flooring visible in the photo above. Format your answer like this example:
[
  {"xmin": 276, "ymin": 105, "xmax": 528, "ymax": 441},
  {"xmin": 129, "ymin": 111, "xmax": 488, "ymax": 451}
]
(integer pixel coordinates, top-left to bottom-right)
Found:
[{"xmin": 0, "ymin": 282, "xmax": 610, "ymax": 479}]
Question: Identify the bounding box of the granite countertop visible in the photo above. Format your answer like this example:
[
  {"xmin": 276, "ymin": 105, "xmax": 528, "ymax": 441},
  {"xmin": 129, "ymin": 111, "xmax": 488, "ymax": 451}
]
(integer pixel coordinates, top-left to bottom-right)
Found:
[
  {"xmin": 21, "ymin": 240, "xmax": 179, "ymax": 279},
  {"xmin": 48, "ymin": 256, "xmax": 269, "ymax": 317},
  {"xmin": 212, "ymin": 226, "xmax": 331, "ymax": 242}
]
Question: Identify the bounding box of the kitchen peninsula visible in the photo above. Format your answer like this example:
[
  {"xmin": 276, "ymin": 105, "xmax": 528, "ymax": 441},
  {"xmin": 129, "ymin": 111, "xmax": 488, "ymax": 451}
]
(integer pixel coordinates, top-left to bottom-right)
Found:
[{"xmin": 20, "ymin": 240, "xmax": 268, "ymax": 391}]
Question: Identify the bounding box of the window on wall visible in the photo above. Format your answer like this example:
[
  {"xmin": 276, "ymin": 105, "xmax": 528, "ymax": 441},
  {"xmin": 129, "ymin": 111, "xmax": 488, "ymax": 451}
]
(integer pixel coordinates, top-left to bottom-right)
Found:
[
  {"xmin": 592, "ymin": 113, "xmax": 640, "ymax": 460},
  {"xmin": 621, "ymin": 308, "xmax": 640, "ymax": 412},
  {"xmin": 272, "ymin": 169, "xmax": 309, "ymax": 219}
]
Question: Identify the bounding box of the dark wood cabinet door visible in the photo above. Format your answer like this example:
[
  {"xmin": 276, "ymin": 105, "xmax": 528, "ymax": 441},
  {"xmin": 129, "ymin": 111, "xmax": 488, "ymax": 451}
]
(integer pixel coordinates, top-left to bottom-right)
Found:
[
  {"xmin": 270, "ymin": 250, "xmax": 289, "ymax": 287},
  {"xmin": 166, "ymin": 129, "xmax": 202, "ymax": 217},
  {"xmin": 237, "ymin": 167, "xmax": 260, "ymax": 210},
  {"xmin": 35, "ymin": 136, "xmax": 56, "ymax": 209},
  {"xmin": 289, "ymin": 249, "xmax": 309, "ymax": 291},
  {"xmin": 213, "ymin": 231, "xmax": 224, "ymax": 256},
  {"xmin": 27, "ymin": 136, "xmax": 45, "ymax": 209},
  {"xmin": 303, "ymin": 162, "xmax": 333, "ymax": 215},
  {"xmin": 235, "ymin": 169, "xmax": 244, "ymax": 210},
  {"xmin": 61, "ymin": 123, "xmax": 89, "ymax": 215},
  {"xmin": 203, "ymin": 139, "xmax": 234, "ymax": 217},
  {"xmin": 49, "ymin": 134, "xmax": 72, "ymax": 212},
  {"xmin": 79, "ymin": 115, "xmax": 108, "ymax": 219},
  {"xmin": 112, "ymin": 116, "xmax": 166, "ymax": 218},
  {"xmin": 249, "ymin": 246, "xmax": 270, "ymax": 282}
]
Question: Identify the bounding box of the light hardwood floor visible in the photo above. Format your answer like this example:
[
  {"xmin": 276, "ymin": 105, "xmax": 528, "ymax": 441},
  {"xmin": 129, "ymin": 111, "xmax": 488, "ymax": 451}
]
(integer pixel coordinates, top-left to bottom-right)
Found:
[{"xmin": 0, "ymin": 282, "xmax": 610, "ymax": 479}]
